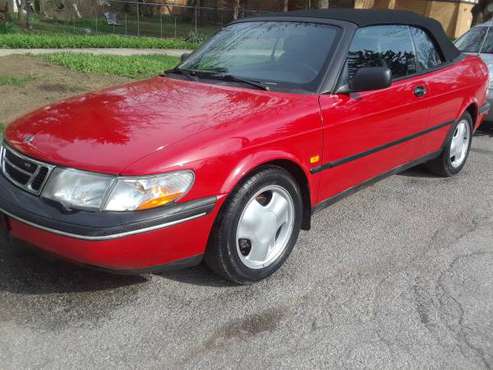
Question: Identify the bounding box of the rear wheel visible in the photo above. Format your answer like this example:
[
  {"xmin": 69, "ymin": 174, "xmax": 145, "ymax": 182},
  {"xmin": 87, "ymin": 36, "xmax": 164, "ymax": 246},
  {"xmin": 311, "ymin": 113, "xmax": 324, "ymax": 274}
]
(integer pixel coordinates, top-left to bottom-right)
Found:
[
  {"xmin": 205, "ymin": 166, "xmax": 303, "ymax": 284},
  {"xmin": 426, "ymin": 112, "xmax": 473, "ymax": 177}
]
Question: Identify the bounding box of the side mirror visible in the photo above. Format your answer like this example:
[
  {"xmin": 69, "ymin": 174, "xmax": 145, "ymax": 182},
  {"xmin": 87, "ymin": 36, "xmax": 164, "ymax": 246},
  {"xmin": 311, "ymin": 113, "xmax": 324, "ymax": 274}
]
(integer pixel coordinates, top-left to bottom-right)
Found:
[
  {"xmin": 180, "ymin": 53, "xmax": 191, "ymax": 63},
  {"xmin": 349, "ymin": 67, "xmax": 392, "ymax": 92}
]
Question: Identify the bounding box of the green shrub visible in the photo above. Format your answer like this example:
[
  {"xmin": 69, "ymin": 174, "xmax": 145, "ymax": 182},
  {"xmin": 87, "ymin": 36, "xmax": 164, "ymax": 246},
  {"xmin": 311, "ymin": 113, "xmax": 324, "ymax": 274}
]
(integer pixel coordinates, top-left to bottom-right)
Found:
[
  {"xmin": 0, "ymin": 21, "xmax": 20, "ymax": 34},
  {"xmin": 42, "ymin": 53, "xmax": 179, "ymax": 79},
  {"xmin": 0, "ymin": 33, "xmax": 196, "ymax": 49}
]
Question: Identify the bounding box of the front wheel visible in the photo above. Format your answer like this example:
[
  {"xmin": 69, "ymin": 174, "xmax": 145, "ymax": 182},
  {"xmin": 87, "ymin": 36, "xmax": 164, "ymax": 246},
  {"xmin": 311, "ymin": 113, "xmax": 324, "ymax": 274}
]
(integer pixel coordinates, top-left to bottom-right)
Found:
[
  {"xmin": 426, "ymin": 112, "xmax": 473, "ymax": 177},
  {"xmin": 204, "ymin": 166, "xmax": 303, "ymax": 284}
]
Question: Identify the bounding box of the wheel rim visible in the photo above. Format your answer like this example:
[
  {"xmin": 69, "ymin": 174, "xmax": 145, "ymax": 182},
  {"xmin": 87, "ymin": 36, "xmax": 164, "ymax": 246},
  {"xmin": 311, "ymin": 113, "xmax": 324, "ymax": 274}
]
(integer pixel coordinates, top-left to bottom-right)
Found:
[
  {"xmin": 236, "ymin": 185, "xmax": 295, "ymax": 270},
  {"xmin": 449, "ymin": 119, "xmax": 471, "ymax": 169}
]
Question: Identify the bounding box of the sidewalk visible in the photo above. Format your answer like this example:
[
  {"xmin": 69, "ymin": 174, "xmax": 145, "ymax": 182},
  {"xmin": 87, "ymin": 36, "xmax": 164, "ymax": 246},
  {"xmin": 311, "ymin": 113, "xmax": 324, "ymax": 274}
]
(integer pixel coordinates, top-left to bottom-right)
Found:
[{"xmin": 0, "ymin": 48, "xmax": 190, "ymax": 57}]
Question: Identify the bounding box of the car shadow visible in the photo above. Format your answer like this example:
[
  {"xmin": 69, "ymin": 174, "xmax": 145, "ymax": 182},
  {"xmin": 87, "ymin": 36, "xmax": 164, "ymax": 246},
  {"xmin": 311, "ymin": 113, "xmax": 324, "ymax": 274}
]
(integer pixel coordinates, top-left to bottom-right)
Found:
[
  {"xmin": 155, "ymin": 265, "xmax": 237, "ymax": 288},
  {"xmin": 0, "ymin": 238, "xmax": 148, "ymax": 295},
  {"xmin": 0, "ymin": 237, "xmax": 234, "ymax": 295},
  {"xmin": 475, "ymin": 122, "xmax": 493, "ymax": 137},
  {"xmin": 398, "ymin": 164, "xmax": 440, "ymax": 178}
]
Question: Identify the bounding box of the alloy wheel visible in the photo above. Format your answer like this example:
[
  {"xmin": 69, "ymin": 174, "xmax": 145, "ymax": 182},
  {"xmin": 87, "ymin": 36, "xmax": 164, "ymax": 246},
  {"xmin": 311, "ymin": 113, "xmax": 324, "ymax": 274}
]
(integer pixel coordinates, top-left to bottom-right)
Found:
[
  {"xmin": 236, "ymin": 185, "xmax": 295, "ymax": 270},
  {"xmin": 449, "ymin": 119, "xmax": 471, "ymax": 169}
]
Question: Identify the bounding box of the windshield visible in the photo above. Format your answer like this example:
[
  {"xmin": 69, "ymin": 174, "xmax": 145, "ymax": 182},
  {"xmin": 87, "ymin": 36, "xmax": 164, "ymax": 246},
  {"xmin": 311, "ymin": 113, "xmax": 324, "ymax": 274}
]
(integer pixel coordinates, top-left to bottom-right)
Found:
[
  {"xmin": 480, "ymin": 28, "xmax": 493, "ymax": 53},
  {"xmin": 455, "ymin": 27, "xmax": 488, "ymax": 53},
  {"xmin": 178, "ymin": 21, "xmax": 340, "ymax": 92}
]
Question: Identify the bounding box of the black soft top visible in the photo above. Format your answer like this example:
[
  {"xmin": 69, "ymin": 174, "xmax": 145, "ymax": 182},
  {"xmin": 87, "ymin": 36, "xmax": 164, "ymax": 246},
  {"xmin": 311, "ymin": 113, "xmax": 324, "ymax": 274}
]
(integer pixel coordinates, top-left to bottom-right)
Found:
[{"xmin": 265, "ymin": 9, "xmax": 461, "ymax": 62}]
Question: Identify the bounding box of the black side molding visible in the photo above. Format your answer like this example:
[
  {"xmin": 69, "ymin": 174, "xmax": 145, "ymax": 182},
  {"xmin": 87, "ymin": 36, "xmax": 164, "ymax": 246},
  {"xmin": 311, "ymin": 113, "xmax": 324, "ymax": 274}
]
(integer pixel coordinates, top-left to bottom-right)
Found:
[
  {"xmin": 313, "ymin": 151, "xmax": 441, "ymax": 213},
  {"xmin": 311, "ymin": 120, "xmax": 454, "ymax": 174}
]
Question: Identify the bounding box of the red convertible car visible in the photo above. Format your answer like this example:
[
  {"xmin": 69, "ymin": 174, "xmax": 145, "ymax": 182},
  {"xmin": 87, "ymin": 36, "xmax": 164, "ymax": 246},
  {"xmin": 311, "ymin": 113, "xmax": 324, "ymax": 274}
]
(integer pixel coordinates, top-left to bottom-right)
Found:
[{"xmin": 0, "ymin": 10, "xmax": 489, "ymax": 283}]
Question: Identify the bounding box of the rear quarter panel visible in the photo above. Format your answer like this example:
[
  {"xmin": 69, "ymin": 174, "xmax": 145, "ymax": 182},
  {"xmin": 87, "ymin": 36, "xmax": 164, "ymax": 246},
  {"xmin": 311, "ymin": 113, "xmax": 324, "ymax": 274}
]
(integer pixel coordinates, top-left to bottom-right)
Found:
[{"xmin": 426, "ymin": 55, "xmax": 489, "ymax": 129}]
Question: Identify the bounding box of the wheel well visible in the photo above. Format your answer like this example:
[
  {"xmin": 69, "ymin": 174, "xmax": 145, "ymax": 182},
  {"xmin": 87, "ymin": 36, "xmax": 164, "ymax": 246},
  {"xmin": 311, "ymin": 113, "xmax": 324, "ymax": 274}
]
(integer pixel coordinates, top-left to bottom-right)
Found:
[
  {"xmin": 261, "ymin": 159, "xmax": 312, "ymax": 230},
  {"xmin": 465, "ymin": 103, "xmax": 478, "ymax": 128},
  {"xmin": 222, "ymin": 159, "xmax": 313, "ymax": 231}
]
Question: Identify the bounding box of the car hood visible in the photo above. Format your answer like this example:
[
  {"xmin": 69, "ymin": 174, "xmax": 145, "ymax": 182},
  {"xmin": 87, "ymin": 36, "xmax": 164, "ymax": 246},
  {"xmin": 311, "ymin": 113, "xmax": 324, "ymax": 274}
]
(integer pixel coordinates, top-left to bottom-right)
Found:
[{"xmin": 5, "ymin": 77, "xmax": 292, "ymax": 174}]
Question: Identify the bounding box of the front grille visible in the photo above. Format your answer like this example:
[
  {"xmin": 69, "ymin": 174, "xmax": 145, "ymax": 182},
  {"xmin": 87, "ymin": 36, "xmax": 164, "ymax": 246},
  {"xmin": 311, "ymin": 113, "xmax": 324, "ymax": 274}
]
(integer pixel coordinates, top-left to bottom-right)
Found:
[{"xmin": 0, "ymin": 144, "xmax": 55, "ymax": 195}]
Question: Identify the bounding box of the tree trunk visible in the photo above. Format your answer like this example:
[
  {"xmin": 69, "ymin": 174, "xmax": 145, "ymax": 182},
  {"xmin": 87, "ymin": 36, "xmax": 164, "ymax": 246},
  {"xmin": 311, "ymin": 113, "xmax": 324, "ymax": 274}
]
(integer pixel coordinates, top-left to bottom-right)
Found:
[
  {"xmin": 233, "ymin": 0, "xmax": 240, "ymax": 20},
  {"xmin": 6, "ymin": 0, "xmax": 15, "ymax": 18},
  {"xmin": 283, "ymin": 0, "xmax": 289, "ymax": 12},
  {"xmin": 319, "ymin": 0, "xmax": 329, "ymax": 8},
  {"xmin": 25, "ymin": 0, "xmax": 32, "ymax": 30},
  {"xmin": 14, "ymin": 0, "xmax": 22, "ymax": 21}
]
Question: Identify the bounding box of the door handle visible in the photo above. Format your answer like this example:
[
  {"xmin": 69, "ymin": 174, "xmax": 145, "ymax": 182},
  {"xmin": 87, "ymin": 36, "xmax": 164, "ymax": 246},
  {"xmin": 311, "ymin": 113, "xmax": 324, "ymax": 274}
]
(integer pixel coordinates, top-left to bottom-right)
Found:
[{"xmin": 414, "ymin": 86, "xmax": 427, "ymax": 97}]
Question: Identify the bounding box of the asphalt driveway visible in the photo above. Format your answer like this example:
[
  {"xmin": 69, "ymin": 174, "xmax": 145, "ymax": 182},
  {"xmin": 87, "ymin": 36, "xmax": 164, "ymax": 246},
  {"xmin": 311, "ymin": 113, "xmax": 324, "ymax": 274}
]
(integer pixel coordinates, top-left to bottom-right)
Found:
[{"xmin": 1, "ymin": 127, "xmax": 493, "ymax": 369}]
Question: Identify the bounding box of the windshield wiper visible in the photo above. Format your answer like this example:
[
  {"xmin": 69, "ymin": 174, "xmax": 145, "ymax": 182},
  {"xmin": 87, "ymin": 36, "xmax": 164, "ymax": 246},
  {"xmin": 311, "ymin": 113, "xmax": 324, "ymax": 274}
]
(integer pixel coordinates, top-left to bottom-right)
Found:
[
  {"xmin": 163, "ymin": 67, "xmax": 198, "ymax": 81},
  {"xmin": 164, "ymin": 68, "xmax": 270, "ymax": 91},
  {"xmin": 202, "ymin": 73, "xmax": 270, "ymax": 91}
]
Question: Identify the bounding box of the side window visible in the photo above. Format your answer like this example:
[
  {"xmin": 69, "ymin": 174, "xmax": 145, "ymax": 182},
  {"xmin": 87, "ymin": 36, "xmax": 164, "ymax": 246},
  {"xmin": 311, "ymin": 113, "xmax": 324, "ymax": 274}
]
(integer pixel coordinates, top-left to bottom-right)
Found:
[
  {"xmin": 410, "ymin": 27, "xmax": 444, "ymax": 70},
  {"xmin": 455, "ymin": 27, "xmax": 487, "ymax": 53},
  {"xmin": 479, "ymin": 28, "xmax": 493, "ymax": 53},
  {"xmin": 345, "ymin": 25, "xmax": 417, "ymax": 82}
]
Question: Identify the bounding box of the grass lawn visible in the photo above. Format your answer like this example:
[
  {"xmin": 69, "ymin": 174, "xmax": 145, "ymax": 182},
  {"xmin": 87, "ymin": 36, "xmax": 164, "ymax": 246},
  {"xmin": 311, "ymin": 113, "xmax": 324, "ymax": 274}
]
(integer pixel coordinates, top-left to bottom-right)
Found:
[
  {"xmin": 41, "ymin": 53, "xmax": 179, "ymax": 79},
  {"xmin": 0, "ymin": 33, "xmax": 196, "ymax": 49},
  {"xmin": 0, "ymin": 75, "xmax": 34, "ymax": 87}
]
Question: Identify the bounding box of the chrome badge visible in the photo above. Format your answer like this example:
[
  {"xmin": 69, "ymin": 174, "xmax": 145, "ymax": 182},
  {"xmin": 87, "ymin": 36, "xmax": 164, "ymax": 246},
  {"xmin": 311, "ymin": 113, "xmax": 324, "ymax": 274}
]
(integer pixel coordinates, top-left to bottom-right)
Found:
[{"xmin": 23, "ymin": 135, "xmax": 35, "ymax": 144}]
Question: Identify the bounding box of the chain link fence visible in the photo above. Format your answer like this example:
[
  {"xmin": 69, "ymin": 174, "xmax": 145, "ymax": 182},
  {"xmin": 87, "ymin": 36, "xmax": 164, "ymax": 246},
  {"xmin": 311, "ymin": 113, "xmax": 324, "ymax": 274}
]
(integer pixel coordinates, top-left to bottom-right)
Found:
[
  {"xmin": 6, "ymin": 0, "xmax": 357, "ymax": 40},
  {"xmin": 28, "ymin": 0, "xmax": 290, "ymax": 41}
]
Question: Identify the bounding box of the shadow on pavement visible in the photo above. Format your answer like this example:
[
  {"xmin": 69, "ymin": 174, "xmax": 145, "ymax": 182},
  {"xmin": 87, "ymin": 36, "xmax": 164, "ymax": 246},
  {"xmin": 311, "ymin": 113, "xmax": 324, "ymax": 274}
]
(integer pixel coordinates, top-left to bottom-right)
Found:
[
  {"xmin": 0, "ymin": 236, "xmax": 233, "ymax": 294},
  {"xmin": 156, "ymin": 264, "xmax": 236, "ymax": 288},
  {"xmin": 475, "ymin": 121, "xmax": 493, "ymax": 137},
  {"xmin": 0, "ymin": 238, "xmax": 147, "ymax": 295},
  {"xmin": 398, "ymin": 163, "xmax": 441, "ymax": 178}
]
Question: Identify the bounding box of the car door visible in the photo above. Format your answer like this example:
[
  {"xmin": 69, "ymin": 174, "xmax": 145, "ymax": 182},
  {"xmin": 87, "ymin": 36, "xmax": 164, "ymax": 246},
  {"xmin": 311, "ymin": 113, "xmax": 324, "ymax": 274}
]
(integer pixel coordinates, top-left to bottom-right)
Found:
[
  {"xmin": 317, "ymin": 25, "xmax": 432, "ymax": 204},
  {"xmin": 408, "ymin": 26, "xmax": 457, "ymax": 153}
]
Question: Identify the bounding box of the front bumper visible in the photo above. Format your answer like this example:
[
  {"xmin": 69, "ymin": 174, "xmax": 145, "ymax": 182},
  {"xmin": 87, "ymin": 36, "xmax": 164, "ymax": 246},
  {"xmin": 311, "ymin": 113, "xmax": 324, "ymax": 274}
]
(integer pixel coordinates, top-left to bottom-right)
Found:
[{"xmin": 0, "ymin": 172, "xmax": 219, "ymax": 271}]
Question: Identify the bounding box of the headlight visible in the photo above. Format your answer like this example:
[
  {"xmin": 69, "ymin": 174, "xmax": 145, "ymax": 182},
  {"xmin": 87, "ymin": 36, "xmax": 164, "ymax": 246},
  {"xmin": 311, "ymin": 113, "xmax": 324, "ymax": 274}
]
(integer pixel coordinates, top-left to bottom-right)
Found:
[
  {"xmin": 104, "ymin": 171, "xmax": 194, "ymax": 211},
  {"xmin": 43, "ymin": 168, "xmax": 114, "ymax": 210},
  {"xmin": 42, "ymin": 169, "xmax": 194, "ymax": 212}
]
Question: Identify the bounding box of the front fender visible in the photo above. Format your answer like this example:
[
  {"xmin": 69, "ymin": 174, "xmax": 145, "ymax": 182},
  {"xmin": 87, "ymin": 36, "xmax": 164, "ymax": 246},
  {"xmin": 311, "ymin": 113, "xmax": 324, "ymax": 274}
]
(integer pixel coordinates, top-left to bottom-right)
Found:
[{"xmin": 219, "ymin": 149, "xmax": 316, "ymax": 201}]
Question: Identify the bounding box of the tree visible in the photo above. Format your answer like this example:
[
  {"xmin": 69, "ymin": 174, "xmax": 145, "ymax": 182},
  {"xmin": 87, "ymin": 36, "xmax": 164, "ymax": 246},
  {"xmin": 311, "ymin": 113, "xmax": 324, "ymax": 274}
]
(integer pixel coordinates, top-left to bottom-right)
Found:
[
  {"xmin": 283, "ymin": 0, "xmax": 289, "ymax": 12},
  {"xmin": 233, "ymin": 0, "xmax": 240, "ymax": 19},
  {"xmin": 13, "ymin": 0, "xmax": 33, "ymax": 29}
]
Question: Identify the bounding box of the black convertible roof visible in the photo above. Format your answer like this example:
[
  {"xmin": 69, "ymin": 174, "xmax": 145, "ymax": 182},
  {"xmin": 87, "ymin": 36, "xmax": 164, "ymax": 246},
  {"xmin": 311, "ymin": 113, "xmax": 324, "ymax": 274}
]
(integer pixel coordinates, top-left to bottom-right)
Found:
[{"xmin": 263, "ymin": 9, "xmax": 461, "ymax": 62}]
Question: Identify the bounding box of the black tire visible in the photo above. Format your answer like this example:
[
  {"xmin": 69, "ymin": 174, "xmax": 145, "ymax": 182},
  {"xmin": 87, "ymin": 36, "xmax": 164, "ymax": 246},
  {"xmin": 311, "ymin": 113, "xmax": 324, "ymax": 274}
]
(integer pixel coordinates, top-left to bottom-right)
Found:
[
  {"xmin": 204, "ymin": 166, "xmax": 303, "ymax": 284},
  {"xmin": 426, "ymin": 112, "xmax": 473, "ymax": 177}
]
